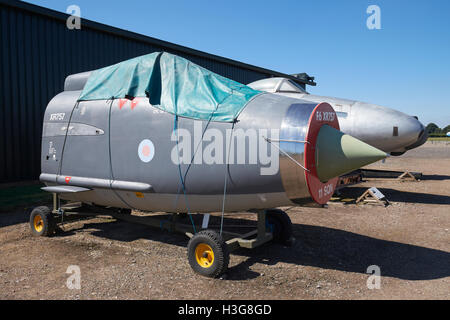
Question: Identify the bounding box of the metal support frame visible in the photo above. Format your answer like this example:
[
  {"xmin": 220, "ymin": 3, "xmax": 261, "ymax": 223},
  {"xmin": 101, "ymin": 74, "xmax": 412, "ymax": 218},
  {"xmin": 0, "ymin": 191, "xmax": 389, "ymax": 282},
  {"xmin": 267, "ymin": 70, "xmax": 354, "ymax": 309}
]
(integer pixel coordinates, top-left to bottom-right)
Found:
[
  {"xmin": 356, "ymin": 188, "xmax": 390, "ymax": 207},
  {"xmin": 50, "ymin": 194, "xmax": 273, "ymax": 253},
  {"xmin": 52, "ymin": 193, "xmax": 60, "ymax": 214},
  {"xmin": 397, "ymin": 171, "xmax": 419, "ymax": 182},
  {"xmin": 225, "ymin": 211, "xmax": 273, "ymax": 251}
]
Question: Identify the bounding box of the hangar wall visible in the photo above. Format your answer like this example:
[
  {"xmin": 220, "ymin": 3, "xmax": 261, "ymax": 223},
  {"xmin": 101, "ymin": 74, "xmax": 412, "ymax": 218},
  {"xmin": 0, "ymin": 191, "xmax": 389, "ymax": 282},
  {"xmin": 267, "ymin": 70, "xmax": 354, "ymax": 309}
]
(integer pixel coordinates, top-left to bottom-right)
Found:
[{"xmin": 0, "ymin": 0, "xmax": 300, "ymax": 183}]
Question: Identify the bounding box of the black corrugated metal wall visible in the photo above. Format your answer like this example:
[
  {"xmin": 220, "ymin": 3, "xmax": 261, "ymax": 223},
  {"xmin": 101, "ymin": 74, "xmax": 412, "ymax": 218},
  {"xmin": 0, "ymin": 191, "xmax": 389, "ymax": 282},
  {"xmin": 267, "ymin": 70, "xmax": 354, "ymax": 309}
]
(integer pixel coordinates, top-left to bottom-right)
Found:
[{"xmin": 0, "ymin": 1, "xmax": 276, "ymax": 183}]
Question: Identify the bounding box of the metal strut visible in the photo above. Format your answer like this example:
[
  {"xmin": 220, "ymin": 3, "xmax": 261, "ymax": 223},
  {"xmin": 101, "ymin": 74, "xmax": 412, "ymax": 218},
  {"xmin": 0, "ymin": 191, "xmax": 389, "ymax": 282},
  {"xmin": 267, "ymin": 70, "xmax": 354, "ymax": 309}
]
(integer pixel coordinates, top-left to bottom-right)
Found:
[
  {"xmin": 52, "ymin": 193, "xmax": 66, "ymax": 231},
  {"xmin": 263, "ymin": 137, "xmax": 310, "ymax": 172}
]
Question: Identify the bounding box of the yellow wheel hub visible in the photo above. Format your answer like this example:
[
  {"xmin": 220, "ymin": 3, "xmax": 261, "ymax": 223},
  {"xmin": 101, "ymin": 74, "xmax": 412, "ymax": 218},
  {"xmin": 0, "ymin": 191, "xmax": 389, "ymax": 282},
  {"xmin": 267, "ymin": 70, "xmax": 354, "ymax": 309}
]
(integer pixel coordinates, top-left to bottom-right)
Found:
[
  {"xmin": 33, "ymin": 215, "xmax": 44, "ymax": 233},
  {"xmin": 195, "ymin": 243, "xmax": 214, "ymax": 268}
]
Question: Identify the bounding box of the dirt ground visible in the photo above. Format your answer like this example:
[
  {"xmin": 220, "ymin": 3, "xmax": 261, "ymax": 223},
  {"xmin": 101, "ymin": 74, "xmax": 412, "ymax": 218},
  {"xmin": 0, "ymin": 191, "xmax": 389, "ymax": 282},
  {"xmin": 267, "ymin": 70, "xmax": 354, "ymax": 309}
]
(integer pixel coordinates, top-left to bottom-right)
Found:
[{"xmin": 0, "ymin": 141, "xmax": 449, "ymax": 300}]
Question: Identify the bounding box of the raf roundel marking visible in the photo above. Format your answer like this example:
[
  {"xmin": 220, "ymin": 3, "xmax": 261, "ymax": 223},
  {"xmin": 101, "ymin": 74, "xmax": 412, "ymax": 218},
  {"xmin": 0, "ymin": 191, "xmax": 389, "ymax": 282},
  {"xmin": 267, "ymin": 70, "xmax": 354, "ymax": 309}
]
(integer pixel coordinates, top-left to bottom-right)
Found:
[{"xmin": 138, "ymin": 139, "xmax": 155, "ymax": 163}]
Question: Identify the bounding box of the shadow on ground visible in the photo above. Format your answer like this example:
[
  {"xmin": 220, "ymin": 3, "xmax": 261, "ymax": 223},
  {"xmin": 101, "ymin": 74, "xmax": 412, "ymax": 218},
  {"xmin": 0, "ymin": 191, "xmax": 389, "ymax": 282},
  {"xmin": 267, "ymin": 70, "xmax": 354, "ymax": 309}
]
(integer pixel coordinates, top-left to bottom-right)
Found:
[
  {"xmin": 0, "ymin": 207, "xmax": 36, "ymax": 228},
  {"xmin": 420, "ymin": 174, "xmax": 450, "ymax": 181},
  {"xmin": 340, "ymin": 187, "xmax": 450, "ymax": 205},
  {"xmin": 54, "ymin": 217, "xmax": 450, "ymax": 282},
  {"xmin": 228, "ymin": 224, "xmax": 450, "ymax": 281}
]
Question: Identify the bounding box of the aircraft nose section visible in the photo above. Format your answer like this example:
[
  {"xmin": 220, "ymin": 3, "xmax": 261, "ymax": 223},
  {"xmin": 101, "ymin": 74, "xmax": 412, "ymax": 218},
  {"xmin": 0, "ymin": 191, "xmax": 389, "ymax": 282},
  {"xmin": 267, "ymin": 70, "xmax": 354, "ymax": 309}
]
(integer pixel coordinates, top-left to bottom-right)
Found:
[
  {"xmin": 403, "ymin": 117, "xmax": 428, "ymax": 150},
  {"xmin": 315, "ymin": 125, "xmax": 387, "ymax": 182},
  {"xmin": 397, "ymin": 115, "xmax": 426, "ymax": 146}
]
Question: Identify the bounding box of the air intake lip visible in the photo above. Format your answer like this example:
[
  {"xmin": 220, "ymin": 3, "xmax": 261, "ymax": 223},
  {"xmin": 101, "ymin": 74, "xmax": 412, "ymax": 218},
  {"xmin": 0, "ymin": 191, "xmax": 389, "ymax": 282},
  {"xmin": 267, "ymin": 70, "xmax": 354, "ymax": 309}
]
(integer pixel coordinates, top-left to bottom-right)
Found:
[
  {"xmin": 279, "ymin": 102, "xmax": 387, "ymax": 205},
  {"xmin": 418, "ymin": 129, "xmax": 425, "ymax": 139},
  {"xmin": 279, "ymin": 102, "xmax": 340, "ymax": 205}
]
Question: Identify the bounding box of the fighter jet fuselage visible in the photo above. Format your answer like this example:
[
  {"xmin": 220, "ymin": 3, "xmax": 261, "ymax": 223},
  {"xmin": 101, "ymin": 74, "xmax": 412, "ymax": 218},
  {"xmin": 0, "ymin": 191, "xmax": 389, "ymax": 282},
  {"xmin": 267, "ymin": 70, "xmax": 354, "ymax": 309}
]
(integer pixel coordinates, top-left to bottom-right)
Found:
[{"xmin": 40, "ymin": 53, "xmax": 387, "ymax": 212}]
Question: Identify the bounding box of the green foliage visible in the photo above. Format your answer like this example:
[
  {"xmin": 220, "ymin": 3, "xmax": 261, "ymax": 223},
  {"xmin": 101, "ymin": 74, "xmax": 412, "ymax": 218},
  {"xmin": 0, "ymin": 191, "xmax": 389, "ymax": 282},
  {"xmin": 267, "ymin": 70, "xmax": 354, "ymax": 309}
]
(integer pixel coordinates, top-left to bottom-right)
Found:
[
  {"xmin": 426, "ymin": 123, "xmax": 449, "ymax": 135},
  {"xmin": 443, "ymin": 125, "xmax": 450, "ymax": 134},
  {"xmin": 426, "ymin": 123, "xmax": 440, "ymax": 134}
]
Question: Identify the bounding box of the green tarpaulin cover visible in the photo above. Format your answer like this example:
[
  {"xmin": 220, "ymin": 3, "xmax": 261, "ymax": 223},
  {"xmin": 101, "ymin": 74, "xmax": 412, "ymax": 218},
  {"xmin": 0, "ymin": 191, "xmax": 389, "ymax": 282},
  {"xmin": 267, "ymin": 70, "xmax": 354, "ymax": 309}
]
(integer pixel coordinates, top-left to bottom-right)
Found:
[{"xmin": 78, "ymin": 52, "xmax": 261, "ymax": 122}]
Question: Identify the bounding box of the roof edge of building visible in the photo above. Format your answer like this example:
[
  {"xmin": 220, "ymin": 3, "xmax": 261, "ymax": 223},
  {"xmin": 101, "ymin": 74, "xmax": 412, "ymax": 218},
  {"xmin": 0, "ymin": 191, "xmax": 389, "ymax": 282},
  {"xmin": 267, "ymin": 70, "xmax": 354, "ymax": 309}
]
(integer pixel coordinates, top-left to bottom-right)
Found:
[{"xmin": 1, "ymin": 0, "xmax": 314, "ymax": 86}]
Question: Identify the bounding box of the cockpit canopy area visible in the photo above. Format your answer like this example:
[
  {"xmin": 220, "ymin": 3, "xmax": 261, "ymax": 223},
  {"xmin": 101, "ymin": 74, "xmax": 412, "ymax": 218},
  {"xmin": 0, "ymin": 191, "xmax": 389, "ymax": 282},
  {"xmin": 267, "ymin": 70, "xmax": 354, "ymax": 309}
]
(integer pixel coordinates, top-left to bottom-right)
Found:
[{"xmin": 248, "ymin": 77, "xmax": 308, "ymax": 94}]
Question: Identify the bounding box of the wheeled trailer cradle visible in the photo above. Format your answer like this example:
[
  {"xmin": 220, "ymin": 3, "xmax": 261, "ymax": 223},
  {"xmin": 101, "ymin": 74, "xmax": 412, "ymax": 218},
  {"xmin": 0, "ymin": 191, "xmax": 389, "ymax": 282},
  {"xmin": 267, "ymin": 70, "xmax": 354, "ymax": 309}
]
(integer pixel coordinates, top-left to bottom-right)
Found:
[{"xmin": 29, "ymin": 194, "xmax": 293, "ymax": 278}]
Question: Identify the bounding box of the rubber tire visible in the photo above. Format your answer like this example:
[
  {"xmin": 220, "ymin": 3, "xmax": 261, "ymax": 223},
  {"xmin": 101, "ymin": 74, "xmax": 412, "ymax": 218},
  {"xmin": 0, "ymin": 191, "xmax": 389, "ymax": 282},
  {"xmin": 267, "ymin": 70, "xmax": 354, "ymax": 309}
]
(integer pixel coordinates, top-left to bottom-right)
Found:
[
  {"xmin": 266, "ymin": 209, "xmax": 293, "ymax": 246},
  {"xmin": 187, "ymin": 230, "xmax": 229, "ymax": 278},
  {"xmin": 29, "ymin": 206, "xmax": 56, "ymax": 237}
]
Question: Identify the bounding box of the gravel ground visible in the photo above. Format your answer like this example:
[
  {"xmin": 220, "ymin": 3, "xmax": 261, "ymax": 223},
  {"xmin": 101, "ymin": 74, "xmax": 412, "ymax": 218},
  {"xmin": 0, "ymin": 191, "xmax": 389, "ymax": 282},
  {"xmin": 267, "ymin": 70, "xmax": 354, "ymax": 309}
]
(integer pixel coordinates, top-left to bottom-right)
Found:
[{"xmin": 0, "ymin": 142, "xmax": 449, "ymax": 300}]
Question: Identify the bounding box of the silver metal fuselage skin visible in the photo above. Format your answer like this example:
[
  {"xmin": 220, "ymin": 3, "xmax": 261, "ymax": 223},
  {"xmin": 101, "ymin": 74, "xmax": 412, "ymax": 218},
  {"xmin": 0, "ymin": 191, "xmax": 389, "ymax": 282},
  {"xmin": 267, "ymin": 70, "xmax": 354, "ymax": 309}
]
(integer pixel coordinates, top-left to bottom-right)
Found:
[
  {"xmin": 40, "ymin": 85, "xmax": 319, "ymax": 212},
  {"xmin": 248, "ymin": 78, "xmax": 427, "ymax": 155}
]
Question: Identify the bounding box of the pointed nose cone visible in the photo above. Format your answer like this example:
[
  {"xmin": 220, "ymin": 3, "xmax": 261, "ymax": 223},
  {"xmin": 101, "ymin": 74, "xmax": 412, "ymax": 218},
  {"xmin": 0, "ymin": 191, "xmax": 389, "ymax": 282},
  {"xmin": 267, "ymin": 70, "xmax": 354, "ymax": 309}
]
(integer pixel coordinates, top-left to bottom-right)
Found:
[{"xmin": 316, "ymin": 125, "xmax": 387, "ymax": 182}]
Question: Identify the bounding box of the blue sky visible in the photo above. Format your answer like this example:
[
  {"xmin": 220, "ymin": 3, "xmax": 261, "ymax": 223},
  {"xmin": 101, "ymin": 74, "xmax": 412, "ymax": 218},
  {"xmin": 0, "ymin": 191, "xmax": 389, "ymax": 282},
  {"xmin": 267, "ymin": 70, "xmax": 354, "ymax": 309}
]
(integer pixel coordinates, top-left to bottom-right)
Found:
[{"xmin": 25, "ymin": 0, "xmax": 450, "ymax": 127}]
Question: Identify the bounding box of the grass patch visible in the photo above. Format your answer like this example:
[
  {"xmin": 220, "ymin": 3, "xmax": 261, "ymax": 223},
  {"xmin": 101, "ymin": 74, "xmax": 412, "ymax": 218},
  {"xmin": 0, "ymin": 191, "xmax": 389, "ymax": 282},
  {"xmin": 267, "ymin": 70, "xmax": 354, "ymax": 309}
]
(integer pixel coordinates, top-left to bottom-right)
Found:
[
  {"xmin": 428, "ymin": 137, "xmax": 450, "ymax": 142},
  {"xmin": 0, "ymin": 184, "xmax": 52, "ymax": 212}
]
